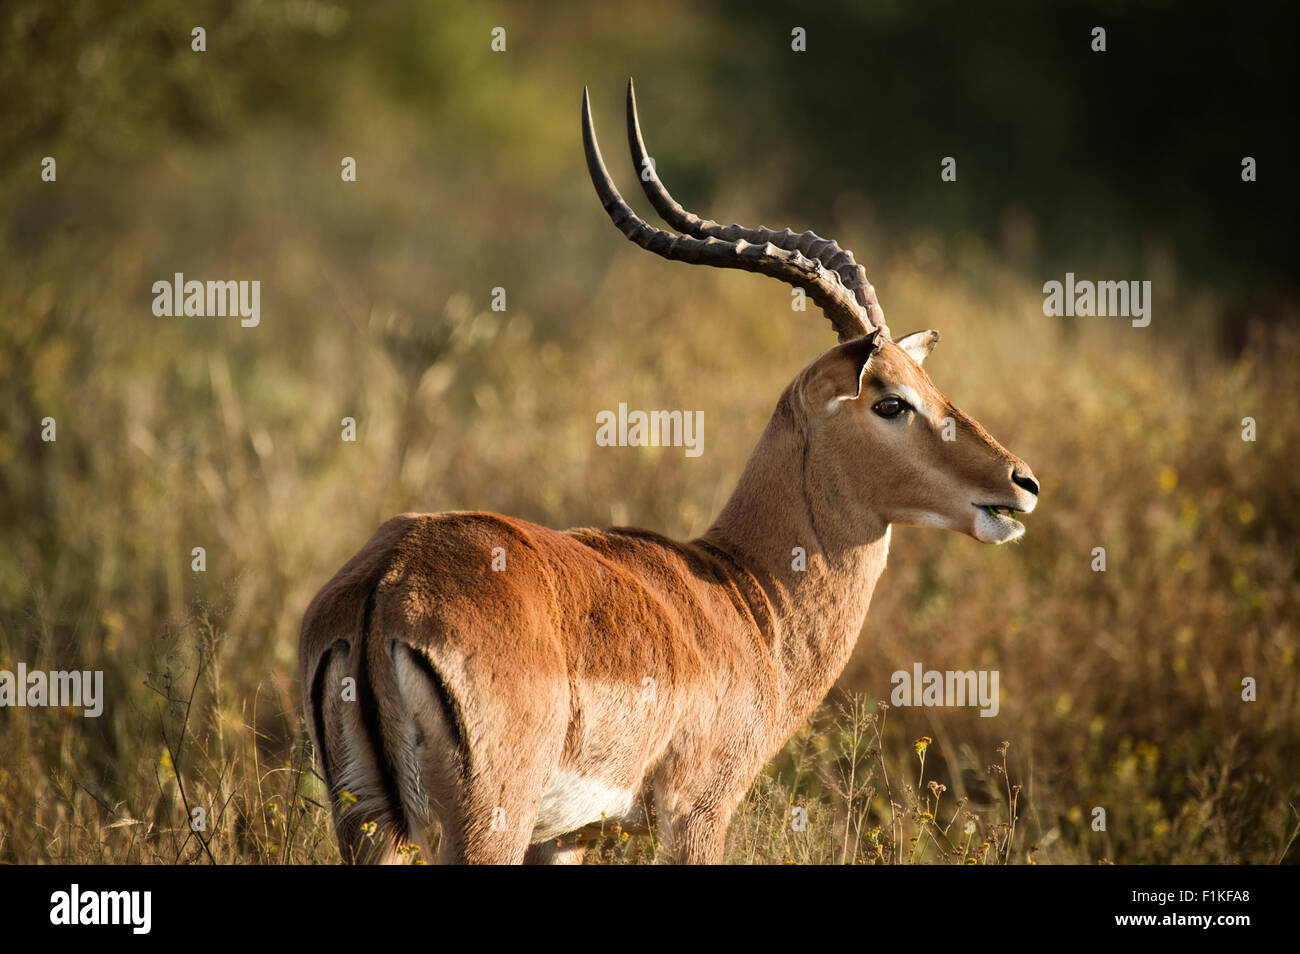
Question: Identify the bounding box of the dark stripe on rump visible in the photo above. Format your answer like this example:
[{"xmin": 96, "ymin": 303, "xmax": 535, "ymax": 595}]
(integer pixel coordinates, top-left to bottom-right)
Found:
[
  {"xmin": 309, "ymin": 640, "xmax": 347, "ymax": 782},
  {"xmin": 396, "ymin": 642, "xmax": 473, "ymax": 784}
]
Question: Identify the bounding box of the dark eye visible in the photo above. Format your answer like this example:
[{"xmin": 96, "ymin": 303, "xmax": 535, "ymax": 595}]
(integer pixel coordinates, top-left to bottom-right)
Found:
[{"xmin": 873, "ymin": 397, "xmax": 909, "ymax": 419}]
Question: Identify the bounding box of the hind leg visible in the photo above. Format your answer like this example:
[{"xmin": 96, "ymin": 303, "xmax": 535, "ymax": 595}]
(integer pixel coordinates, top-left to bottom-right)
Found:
[
  {"xmin": 315, "ymin": 644, "xmax": 419, "ymax": 864},
  {"xmin": 419, "ymin": 734, "xmax": 555, "ymax": 865},
  {"xmin": 392, "ymin": 643, "xmax": 564, "ymax": 865},
  {"xmin": 421, "ymin": 752, "xmax": 554, "ymax": 864}
]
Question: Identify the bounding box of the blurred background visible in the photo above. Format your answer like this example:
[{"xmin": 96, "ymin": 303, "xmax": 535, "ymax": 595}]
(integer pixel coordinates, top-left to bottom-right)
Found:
[{"xmin": 1, "ymin": 0, "xmax": 1297, "ymax": 864}]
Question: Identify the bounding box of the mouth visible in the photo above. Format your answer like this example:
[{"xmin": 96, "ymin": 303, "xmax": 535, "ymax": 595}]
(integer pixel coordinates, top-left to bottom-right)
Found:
[{"xmin": 973, "ymin": 503, "xmax": 1028, "ymax": 543}]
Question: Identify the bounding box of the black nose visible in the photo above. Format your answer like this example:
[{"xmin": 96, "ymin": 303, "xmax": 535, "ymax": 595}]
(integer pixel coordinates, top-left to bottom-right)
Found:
[{"xmin": 1012, "ymin": 468, "xmax": 1039, "ymax": 496}]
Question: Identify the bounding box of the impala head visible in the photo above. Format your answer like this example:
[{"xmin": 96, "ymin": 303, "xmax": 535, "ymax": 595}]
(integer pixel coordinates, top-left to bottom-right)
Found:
[
  {"xmin": 796, "ymin": 331, "xmax": 1038, "ymax": 544},
  {"xmin": 584, "ymin": 80, "xmax": 1039, "ymax": 544}
]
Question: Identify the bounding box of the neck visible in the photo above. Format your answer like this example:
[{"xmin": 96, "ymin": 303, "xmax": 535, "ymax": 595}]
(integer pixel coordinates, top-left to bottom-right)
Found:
[{"xmin": 698, "ymin": 390, "xmax": 891, "ymax": 735}]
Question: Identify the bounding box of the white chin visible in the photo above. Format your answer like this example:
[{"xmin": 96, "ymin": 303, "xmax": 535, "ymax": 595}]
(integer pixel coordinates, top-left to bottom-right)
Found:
[{"xmin": 974, "ymin": 509, "xmax": 1025, "ymax": 545}]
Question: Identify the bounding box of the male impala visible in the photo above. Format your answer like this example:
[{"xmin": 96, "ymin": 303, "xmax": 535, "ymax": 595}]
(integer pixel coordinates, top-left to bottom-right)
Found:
[{"xmin": 300, "ymin": 81, "xmax": 1040, "ymax": 865}]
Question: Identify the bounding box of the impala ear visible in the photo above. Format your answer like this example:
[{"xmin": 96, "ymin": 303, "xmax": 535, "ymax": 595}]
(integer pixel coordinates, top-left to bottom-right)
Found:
[
  {"xmin": 894, "ymin": 329, "xmax": 940, "ymax": 366},
  {"xmin": 801, "ymin": 331, "xmax": 881, "ymax": 417}
]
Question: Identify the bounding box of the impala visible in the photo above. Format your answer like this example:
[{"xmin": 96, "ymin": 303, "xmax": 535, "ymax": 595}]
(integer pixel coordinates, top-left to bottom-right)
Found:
[{"xmin": 300, "ymin": 81, "xmax": 1040, "ymax": 865}]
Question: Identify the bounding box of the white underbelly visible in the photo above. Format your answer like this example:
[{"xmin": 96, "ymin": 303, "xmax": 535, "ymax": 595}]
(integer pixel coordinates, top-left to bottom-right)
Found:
[{"xmin": 532, "ymin": 769, "xmax": 638, "ymax": 841}]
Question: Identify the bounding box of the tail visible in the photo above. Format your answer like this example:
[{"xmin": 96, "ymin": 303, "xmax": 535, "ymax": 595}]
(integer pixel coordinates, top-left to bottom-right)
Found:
[{"xmin": 306, "ymin": 587, "xmax": 468, "ymax": 864}]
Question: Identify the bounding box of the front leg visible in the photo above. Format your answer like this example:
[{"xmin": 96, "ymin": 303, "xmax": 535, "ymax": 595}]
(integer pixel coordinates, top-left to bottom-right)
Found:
[
  {"xmin": 656, "ymin": 803, "xmax": 733, "ymax": 864},
  {"xmin": 523, "ymin": 837, "xmax": 589, "ymax": 865}
]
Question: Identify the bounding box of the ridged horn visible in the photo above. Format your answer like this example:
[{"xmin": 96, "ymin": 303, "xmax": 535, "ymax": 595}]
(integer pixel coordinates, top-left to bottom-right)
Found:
[{"xmin": 583, "ymin": 85, "xmax": 883, "ymax": 342}]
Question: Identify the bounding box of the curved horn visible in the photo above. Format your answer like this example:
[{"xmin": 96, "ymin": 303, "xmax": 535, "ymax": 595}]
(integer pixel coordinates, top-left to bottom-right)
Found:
[
  {"xmin": 583, "ymin": 87, "xmax": 877, "ymax": 343},
  {"xmin": 623, "ymin": 78, "xmax": 888, "ymax": 337}
]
